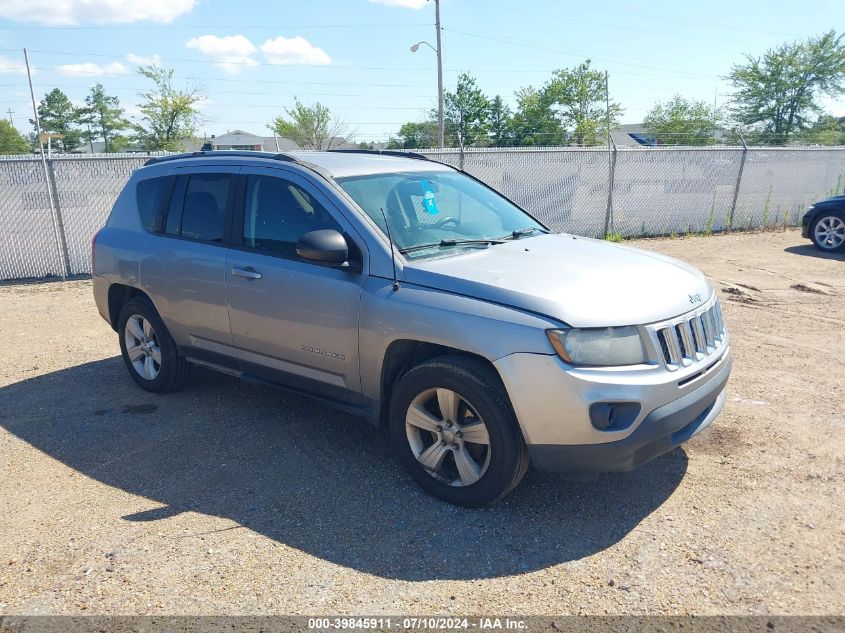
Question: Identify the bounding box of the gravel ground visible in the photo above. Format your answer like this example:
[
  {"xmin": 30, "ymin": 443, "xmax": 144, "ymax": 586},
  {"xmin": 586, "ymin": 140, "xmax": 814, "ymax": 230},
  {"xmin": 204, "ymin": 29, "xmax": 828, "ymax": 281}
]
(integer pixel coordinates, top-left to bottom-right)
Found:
[{"xmin": 0, "ymin": 229, "xmax": 842, "ymax": 616}]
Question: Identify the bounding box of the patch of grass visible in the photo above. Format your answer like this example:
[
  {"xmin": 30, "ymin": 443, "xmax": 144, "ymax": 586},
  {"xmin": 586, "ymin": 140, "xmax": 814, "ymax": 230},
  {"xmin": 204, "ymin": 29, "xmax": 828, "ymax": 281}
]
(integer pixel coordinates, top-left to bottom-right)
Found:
[
  {"xmin": 706, "ymin": 195, "xmax": 716, "ymax": 235},
  {"xmin": 762, "ymin": 185, "xmax": 772, "ymax": 226},
  {"xmin": 604, "ymin": 231, "xmax": 624, "ymax": 242},
  {"xmin": 784, "ymin": 206, "xmax": 792, "ymax": 227}
]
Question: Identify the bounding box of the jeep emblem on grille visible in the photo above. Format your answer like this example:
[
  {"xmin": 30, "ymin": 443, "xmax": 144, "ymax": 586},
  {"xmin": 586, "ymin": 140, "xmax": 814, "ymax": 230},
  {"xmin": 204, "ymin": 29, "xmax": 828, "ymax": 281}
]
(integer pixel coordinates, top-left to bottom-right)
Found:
[{"xmin": 688, "ymin": 293, "xmax": 702, "ymax": 304}]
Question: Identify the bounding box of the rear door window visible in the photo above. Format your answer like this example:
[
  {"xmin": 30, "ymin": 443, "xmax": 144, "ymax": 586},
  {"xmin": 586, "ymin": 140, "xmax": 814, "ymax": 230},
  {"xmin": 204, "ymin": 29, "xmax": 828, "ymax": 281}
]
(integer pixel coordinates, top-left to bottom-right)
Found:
[
  {"xmin": 136, "ymin": 176, "xmax": 171, "ymax": 232},
  {"xmin": 175, "ymin": 173, "xmax": 234, "ymax": 243}
]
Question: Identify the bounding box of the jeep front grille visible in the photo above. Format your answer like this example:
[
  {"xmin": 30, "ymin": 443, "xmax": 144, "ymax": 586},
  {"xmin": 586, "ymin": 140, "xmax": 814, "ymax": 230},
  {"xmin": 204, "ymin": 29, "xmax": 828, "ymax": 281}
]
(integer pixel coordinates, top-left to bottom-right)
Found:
[{"xmin": 651, "ymin": 298, "xmax": 725, "ymax": 370}]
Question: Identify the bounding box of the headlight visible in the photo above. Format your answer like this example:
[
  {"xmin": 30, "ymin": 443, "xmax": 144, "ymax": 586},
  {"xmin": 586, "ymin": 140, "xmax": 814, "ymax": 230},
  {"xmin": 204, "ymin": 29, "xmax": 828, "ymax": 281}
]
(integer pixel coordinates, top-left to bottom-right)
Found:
[{"xmin": 546, "ymin": 326, "xmax": 646, "ymax": 367}]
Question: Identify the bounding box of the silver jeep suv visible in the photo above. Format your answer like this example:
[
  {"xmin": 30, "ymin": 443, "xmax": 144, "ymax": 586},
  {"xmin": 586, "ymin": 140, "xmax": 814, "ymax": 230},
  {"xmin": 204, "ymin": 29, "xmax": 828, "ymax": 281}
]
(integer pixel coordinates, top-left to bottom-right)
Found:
[{"xmin": 92, "ymin": 150, "xmax": 732, "ymax": 506}]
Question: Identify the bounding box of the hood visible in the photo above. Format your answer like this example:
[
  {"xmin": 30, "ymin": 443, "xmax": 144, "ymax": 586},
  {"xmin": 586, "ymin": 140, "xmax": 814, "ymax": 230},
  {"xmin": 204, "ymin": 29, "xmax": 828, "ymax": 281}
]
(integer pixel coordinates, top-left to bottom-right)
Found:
[
  {"xmin": 816, "ymin": 194, "xmax": 845, "ymax": 206},
  {"xmin": 402, "ymin": 233, "xmax": 712, "ymax": 327}
]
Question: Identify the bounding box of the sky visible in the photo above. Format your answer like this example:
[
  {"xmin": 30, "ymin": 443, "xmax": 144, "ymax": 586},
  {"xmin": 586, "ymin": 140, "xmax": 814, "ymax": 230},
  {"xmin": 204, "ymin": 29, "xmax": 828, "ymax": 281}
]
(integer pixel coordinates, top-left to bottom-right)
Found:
[{"xmin": 0, "ymin": 0, "xmax": 843, "ymax": 144}]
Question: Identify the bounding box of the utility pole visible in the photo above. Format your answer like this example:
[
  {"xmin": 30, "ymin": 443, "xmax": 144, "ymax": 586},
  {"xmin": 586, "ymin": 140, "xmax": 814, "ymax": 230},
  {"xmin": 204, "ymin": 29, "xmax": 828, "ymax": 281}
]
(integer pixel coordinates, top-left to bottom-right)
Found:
[
  {"xmin": 5, "ymin": 108, "xmax": 13, "ymax": 125},
  {"xmin": 434, "ymin": 0, "xmax": 444, "ymax": 148},
  {"xmin": 410, "ymin": 1, "xmax": 444, "ymax": 148}
]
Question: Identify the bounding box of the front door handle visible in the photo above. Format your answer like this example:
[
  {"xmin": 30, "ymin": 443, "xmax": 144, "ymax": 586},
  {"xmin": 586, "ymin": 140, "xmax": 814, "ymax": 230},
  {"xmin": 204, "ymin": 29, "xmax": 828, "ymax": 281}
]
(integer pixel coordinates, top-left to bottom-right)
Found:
[{"xmin": 232, "ymin": 266, "xmax": 262, "ymax": 280}]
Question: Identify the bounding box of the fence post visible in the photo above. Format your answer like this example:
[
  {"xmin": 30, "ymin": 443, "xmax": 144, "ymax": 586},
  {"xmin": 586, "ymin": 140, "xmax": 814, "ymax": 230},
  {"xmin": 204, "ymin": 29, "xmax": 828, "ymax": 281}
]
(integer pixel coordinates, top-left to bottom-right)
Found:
[
  {"xmin": 728, "ymin": 134, "xmax": 748, "ymax": 231},
  {"xmin": 603, "ymin": 143, "xmax": 617, "ymax": 238},
  {"xmin": 24, "ymin": 47, "xmax": 69, "ymax": 280},
  {"xmin": 46, "ymin": 158, "xmax": 72, "ymax": 277}
]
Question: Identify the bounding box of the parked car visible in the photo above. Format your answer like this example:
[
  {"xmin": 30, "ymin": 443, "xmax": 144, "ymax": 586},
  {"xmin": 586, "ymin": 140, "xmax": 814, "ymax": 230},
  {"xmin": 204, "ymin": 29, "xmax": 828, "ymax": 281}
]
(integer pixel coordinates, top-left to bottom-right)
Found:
[
  {"xmin": 92, "ymin": 150, "xmax": 732, "ymax": 506},
  {"xmin": 802, "ymin": 195, "xmax": 845, "ymax": 253}
]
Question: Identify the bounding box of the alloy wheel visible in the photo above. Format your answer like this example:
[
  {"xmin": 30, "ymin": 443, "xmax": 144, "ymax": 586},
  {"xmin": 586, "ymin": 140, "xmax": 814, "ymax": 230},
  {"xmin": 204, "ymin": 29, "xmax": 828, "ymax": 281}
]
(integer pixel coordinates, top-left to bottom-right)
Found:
[
  {"xmin": 814, "ymin": 215, "xmax": 845, "ymax": 250},
  {"xmin": 124, "ymin": 314, "xmax": 161, "ymax": 381},
  {"xmin": 405, "ymin": 387, "xmax": 491, "ymax": 487}
]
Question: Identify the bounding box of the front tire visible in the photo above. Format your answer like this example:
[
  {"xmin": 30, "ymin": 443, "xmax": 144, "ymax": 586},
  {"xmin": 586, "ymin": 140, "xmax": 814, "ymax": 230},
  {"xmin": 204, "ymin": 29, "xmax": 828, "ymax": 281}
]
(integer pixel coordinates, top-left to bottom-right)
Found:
[
  {"xmin": 117, "ymin": 296, "xmax": 189, "ymax": 393},
  {"xmin": 811, "ymin": 211, "xmax": 845, "ymax": 253},
  {"xmin": 389, "ymin": 355, "xmax": 528, "ymax": 506}
]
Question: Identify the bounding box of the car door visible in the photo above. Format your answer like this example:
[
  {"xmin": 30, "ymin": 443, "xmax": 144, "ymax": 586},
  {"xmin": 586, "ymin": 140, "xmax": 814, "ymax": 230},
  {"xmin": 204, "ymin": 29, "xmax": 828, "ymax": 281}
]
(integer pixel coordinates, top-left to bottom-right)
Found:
[
  {"xmin": 140, "ymin": 165, "xmax": 240, "ymax": 369},
  {"xmin": 226, "ymin": 167, "xmax": 367, "ymax": 402}
]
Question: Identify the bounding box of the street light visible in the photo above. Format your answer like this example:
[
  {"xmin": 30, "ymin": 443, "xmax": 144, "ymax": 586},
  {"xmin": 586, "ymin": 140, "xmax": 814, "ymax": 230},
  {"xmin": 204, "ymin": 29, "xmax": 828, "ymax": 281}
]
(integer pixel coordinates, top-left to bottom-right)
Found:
[
  {"xmin": 409, "ymin": 0, "xmax": 444, "ymax": 148},
  {"xmin": 410, "ymin": 41, "xmax": 436, "ymax": 54}
]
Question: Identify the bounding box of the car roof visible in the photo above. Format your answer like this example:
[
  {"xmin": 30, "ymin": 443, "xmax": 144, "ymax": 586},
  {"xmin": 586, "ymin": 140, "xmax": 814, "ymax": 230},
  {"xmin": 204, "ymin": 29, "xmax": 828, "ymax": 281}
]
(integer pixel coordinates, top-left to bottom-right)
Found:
[
  {"xmin": 288, "ymin": 151, "xmax": 452, "ymax": 178},
  {"xmin": 143, "ymin": 150, "xmax": 454, "ymax": 179}
]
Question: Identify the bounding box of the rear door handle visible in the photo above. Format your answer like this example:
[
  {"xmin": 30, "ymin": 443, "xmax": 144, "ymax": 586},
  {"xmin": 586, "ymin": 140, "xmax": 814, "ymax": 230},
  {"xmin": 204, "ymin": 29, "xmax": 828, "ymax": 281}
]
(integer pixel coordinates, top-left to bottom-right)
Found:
[{"xmin": 232, "ymin": 267, "xmax": 262, "ymax": 280}]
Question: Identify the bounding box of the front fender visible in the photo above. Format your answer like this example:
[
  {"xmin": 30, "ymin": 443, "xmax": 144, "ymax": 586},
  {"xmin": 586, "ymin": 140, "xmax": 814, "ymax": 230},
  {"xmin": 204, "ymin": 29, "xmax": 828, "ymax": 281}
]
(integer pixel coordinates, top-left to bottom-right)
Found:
[{"xmin": 358, "ymin": 277, "xmax": 559, "ymax": 401}]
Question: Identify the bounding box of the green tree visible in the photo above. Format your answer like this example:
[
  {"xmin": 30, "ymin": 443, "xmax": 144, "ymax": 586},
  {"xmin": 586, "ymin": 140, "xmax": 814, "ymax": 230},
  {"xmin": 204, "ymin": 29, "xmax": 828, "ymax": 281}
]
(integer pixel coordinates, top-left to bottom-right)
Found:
[
  {"xmin": 134, "ymin": 65, "xmax": 205, "ymax": 151},
  {"xmin": 487, "ymin": 95, "xmax": 513, "ymax": 146},
  {"xmin": 110, "ymin": 135, "xmax": 132, "ymax": 152},
  {"xmin": 643, "ymin": 95, "xmax": 723, "ymax": 145},
  {"xmin": 729, "ymin": 30, "xmax": 845, "ymax": 145},
  {"xmin": 0, "ymin": 120, "xmax": 30, "ymax": 154},
  {"xmin": 798, "ymin": 114, "xmax": 845, "ymax": 145},
  {"xmin": 543, "ymin": 60, "xmax": 623, "ymax": 145},
  {"xmin": 79, "ymin": 84, "xmax": 130, "ymax": 153},
  {"xmin": 444, "ymin": 73, "xmax": 490, "ymax": 147},
  {"xmin": 509, "ymin": 86, "xmax": 563, "ymax": 146},
  {"xmin": 270, "ymin": 98, "xmax": 354, "ymax": 150},
  {"xmin": 34, "ymin": 88, "xmax": 82, "ymax": 151},
  {"xmin": 387, "ymin": 120, "xmax": 439, "ymax": 149}
]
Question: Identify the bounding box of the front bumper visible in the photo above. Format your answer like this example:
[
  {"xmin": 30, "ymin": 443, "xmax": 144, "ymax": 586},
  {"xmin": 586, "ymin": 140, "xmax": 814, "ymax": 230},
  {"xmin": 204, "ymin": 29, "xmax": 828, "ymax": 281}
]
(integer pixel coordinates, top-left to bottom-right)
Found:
[
  {"xmin": 528, "ymin": 355, "xmax": 730, "ymax": 474},
  {"xmin": 494, "ymin": 339, "xmax": 732, "ymax": 476},
  {"xmin": 801, "ymin": 209, "xmax": 815, "ymax": 238}
]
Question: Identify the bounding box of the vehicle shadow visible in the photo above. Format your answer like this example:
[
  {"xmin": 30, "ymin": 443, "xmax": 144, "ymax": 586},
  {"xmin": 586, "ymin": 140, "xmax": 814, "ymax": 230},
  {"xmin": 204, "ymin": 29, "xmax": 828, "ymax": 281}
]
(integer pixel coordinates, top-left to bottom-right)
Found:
[
  {"xmin": 0, "ymin": 358, "xmax": 688, "ymax": 581},
  {"xmin": 784, "ymin": 244, "xmax": 845, "ymax": 261}
]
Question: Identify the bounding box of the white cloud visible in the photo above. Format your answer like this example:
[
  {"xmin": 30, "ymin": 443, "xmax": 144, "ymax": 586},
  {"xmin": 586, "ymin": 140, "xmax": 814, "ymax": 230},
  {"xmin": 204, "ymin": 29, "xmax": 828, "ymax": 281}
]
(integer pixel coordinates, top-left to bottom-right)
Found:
[
  {"xmin": 260, "ymin": 36, "xmax": 331, "ymax": 66},
  {"xmin": 57, "ymin": 62, "xmax": 128, "ymax": 76},
  {"xmin": 0, "ymin": 0, "xmax": 197, "ymax": 26},
  {"xmin": 126, "ymin": 53, "xmax": 162, "ymax": 67},
  {"xmin": 185, "ymin": 35, "xmax": 258, "ymax": 74},
  {"xmin": 0, "ymin": 54, "xmax": 27, "ymax": 75},
  {"xmin": 368, "ymin": 0, "xmax": 429, "ymax": 8}
]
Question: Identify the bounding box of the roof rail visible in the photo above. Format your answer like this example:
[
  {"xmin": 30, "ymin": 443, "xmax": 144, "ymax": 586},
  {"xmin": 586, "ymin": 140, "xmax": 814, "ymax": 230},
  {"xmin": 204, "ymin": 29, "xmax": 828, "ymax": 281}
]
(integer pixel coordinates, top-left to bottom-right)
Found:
[
  {"xmin": 144, "ymin": 150, "xmax": 300, "ymax": 166},
  {"xmin": 326, "ymin": 149, "xmax": 430, "ymax": 161}
]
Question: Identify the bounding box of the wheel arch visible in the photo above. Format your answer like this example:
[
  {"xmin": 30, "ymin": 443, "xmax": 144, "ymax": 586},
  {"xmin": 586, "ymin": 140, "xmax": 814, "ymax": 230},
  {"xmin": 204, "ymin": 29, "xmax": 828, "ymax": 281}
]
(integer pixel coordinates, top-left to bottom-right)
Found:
[
  {"xmin": 107, "ymin": 283, "xmax": 153, "ymax": 331},
  {"xmin": 378, "ymin": 339, "xmax": 506, "ymax": 427}
]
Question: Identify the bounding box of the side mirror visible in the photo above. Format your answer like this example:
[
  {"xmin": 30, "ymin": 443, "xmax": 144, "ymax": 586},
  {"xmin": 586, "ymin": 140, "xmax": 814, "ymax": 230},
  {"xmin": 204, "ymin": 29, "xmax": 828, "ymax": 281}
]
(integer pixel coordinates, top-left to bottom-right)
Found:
[{"xmin": 296, "ymin": 229, "xmax": 349, "ymax": 265}]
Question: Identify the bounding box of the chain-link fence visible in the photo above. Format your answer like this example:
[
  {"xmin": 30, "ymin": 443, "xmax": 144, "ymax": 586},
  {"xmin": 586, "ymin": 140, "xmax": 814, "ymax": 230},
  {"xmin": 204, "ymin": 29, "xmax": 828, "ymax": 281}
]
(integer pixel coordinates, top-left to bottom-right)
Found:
[
  {"xmin": 417, "ymin": 146, "xmax": 845, "ymax": 239},
  {"xmin": 1, "ymin": 147, "xmax": 844, "ymax": 281}
]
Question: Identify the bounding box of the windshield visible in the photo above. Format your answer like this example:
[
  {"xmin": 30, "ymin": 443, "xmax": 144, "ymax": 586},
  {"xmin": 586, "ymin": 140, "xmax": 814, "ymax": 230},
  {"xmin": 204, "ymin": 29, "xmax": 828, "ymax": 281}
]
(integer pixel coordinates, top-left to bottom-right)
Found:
[{"xmin": 336, "ymin": 170, "xmax": 545, "ymax": 258}]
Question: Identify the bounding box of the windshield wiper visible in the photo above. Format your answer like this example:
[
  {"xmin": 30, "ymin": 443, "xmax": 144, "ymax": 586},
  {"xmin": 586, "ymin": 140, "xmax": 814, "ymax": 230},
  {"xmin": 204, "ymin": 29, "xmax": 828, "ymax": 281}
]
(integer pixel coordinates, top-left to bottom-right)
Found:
[
  {"xmin": 501, "ymin": 226, "xmax": 549, "ymax": 240},
  {"xmin": 399, "ymin": 238, "xmax": 505, "ymax": 255}
]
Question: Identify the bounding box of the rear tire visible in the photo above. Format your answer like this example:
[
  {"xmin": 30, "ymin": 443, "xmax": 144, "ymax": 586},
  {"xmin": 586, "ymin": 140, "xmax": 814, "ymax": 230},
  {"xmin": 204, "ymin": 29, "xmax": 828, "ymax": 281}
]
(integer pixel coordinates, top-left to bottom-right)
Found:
[
  {"xmin": 117, "ymin": 296, "xmax": 189, "ymax": 393},
  {"xmin": 810, "ymin": 210, "xmax": 845, "ymax": 253},
  {"xmin": 389, "ymin": 355, "xmax": 528, "ymax": 507}
]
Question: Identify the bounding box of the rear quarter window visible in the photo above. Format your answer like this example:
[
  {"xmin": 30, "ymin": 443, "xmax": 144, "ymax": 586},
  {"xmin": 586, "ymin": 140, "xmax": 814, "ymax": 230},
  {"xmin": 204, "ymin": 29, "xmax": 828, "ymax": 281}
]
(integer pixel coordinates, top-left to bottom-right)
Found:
[{"xmin": 136, "ymin": 177, "xmax": 170, "ymax": 232}]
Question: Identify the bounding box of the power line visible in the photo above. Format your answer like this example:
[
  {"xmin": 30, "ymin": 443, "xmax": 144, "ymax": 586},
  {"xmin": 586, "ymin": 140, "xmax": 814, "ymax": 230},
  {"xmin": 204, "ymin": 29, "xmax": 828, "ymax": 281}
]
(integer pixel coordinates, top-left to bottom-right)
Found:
[
  {"xmin": 21, "ymin": 47, "xmax": 721, "ymax": 80},
  {"xmin": 0, "ymin": 23, "xmax": 434, "ymax": 31},
  {"xmin": 25, "ymin": 50, "xmax": 436, "ymax": 72},
  {"xmin": 457, "ymin": 0, "xmax": 770, "ymax": 47},
  {"xmin": 442, "ymin": 28, "xmax": 717, "ymax": 79},
  {"xmin": 550, "ymin": 0, "xmax": 796, "ymax": 37}
]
